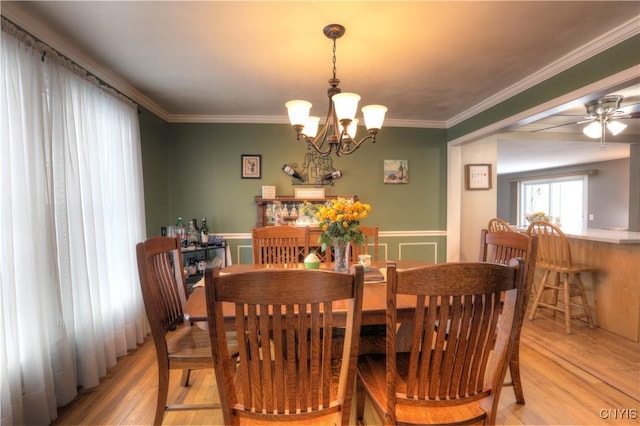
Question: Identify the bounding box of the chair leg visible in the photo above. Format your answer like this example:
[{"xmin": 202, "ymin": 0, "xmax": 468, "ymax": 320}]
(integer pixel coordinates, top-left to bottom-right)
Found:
[
  {"xmin": 562, "ymin": 273, "xmax": 572, "ymax": 334},
  {"xmin": 574, "ymin": 273, "xmax": 595, "ymax": 329},
  {"xmin": 528, "ymin": 270, "xmax": 549, "ymax": 321},
  {"xmin": 509, "ymin": 345, "xmax": 525, "ymax": 404},
  {"xmin": 155, "ymin": 362, "xmax": 170, "ymax": 426},
  {"xmin": 551, "ymin": 272, "xmax": 560, "ymax": 320},
  {"xmin": 180, "ymin": 368, "xmax": 191, "ymax": 387},
  {"xmin": 356, "ymin": 376, "xmax": 366, "ymax": 425}
]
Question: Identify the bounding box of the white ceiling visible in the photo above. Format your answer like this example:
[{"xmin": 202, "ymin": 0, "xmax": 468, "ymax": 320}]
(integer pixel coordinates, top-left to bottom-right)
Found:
[{"xmin": 2, "ymin": 1, "xmax": 639, "ymax": 173}]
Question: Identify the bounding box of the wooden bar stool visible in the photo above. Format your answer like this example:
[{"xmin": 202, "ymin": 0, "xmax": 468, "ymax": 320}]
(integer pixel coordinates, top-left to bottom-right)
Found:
[
  {"xmin": 488, "ymin": 217, "xmax": 512, "ymax": 232},
  {"xmin": 526, "ymin": 221, "xmax": 597, "ymax": 334}
]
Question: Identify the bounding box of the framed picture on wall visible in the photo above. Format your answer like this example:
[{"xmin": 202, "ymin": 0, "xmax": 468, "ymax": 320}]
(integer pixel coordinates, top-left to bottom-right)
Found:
[
  {"xmin": 465, "ymin": 164, "xmax": 492, "ymax": 190},
  {"xmin": 241, "ymin": 155, "xmax": 261, "ymax": 179},
  {"xmin": 383, "ymin": 160, "xmax": 408, "ymax": 184}
]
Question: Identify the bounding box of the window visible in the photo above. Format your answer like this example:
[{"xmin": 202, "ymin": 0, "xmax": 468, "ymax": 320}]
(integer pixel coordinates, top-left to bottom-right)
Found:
[{"xmin": 519, "ymin": 175, "xmax": 587, "ymax": 233}]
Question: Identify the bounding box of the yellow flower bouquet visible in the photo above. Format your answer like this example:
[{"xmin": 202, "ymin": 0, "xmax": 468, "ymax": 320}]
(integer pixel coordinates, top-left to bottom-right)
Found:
[
  {"xmin": 315, "ymin": 197, "xmax": 371, "ymax": 272},
  {"xmin": 316, "ymin": 197, "xmax": 371, "ymax": 250}
]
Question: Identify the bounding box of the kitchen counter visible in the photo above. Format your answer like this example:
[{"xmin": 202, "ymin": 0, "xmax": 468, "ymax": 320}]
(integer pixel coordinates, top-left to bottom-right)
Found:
[
  {"xmin": 562, "ymin": 228, "xmax": 640, "ymax": 244},
  {"xmin": 513, "ymin": 226, "xmax": 640, "ymax": 244}
]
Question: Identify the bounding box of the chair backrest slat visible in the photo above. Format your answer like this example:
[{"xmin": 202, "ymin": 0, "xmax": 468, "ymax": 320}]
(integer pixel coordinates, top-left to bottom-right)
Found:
[
  {"xmin": 385, "ymin": 260, "xmax": 525, "ymax": 423},
  {"xmin": 137, "ymin": 236, "xmax": 188, "ymax": 336},
  {"xmin": 351, "ymin": 225, "xmax": 380, "ymax": 261},
  {"xmin": 206, "ymin": 266, "xmax": 364, "ymax": 425},
  {"xmin": 479, "ymin": 228, "xmax": 538, "ymax": 299},
  {"xmin": 251, "ymin": 226, "xmax": 310, "ymax": 265}
]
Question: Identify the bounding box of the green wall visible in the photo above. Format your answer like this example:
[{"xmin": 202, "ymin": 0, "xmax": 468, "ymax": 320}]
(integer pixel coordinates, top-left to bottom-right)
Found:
[
  {"xmin": 139, "ymin": 119, "xmax": 448, "ymax": 262},
  {"xmin": 139, "ymin": 108, "xmax": 170, "ymax": 234}
]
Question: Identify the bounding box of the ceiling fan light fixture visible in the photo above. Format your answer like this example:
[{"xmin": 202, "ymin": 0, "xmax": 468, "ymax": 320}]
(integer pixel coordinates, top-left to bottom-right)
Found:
[
  {"xmin": 285, "ymin": 24, "xmax": 387, "ymax": 157},
  {"xmin": 606, "ymin": 120, "xmax": 627, "ymax": 136},
  {"xmin": 583, "ymin": 121, "xmax": 602, "ymax": 139}
]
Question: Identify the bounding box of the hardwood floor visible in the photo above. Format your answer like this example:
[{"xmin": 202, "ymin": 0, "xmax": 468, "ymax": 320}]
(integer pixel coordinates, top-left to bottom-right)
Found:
[{"xmin": 53, "ymin": 309, "xmax": 639, "ymax": 425}]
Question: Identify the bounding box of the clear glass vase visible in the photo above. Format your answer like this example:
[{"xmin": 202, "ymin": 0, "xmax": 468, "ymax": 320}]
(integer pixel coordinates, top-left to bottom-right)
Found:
[{"xmin": 332, "ymin": 239, "xmax": 350, "ymax": 273}]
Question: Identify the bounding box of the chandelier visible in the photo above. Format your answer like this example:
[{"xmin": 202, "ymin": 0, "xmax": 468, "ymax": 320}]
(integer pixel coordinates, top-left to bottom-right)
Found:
[
  {"xmin": 285, "ymin": 24, "xmax": 388, "ymax": 157},
  {"xmin": 581, "ymin": 95, "xmax": 627, "ymax": 150}
]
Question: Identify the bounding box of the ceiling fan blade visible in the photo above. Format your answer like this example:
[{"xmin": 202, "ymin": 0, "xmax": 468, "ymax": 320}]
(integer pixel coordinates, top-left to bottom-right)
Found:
[
  {"xmin": 615, "ymin": 102, "xmax": 640, "ymax": 118},
  {"xmin": 530, "ymin": 117, "xmax": 594, "ymax": 133}
]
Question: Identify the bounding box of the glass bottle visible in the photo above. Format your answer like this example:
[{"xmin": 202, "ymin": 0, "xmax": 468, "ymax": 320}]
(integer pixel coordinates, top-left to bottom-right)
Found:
[
  {"xmin": 200, "ymin": 218, "xmax": 209, "ymax": 245},
  {"xmin": 274, "ymin": 201, "xmax": 282, "ymax": 225},
  {"xmin": 282, "ymin": 164, "xmax": 305, "ymax": 182},
  {"xmin": 188, "ymin": 220, "xmax": 199, "ymax": 246},
  {"xmin": 265, "ymin": 205, "xmax": 274, "ymax": 225},
  {"xmin": 176, "ymin": 217, "xmax": 186, "ymax": 246},
  {"xmin": 322, "ymin": 170, "xmax": 342, "ymax": 181}
]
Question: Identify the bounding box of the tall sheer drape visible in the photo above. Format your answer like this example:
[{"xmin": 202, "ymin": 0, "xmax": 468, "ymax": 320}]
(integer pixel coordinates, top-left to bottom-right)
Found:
[{"xmin": 1, "ymin": 19, "xmax": 148, "ymax": 425}]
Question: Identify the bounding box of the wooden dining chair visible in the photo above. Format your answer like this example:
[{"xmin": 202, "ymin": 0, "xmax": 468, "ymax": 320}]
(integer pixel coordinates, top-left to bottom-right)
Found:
[
  {"xmin": 488, "ymin": 217, "xmax": 512, "ymax": 232},
  {"xmin": 351, "ymin": 225, "xmax": 380, "ymax": 262},
  {"xmin": 478, "ymin": 229, "xmax": 538, "ymax": 405},
  {"xmin": 526, "ymin": 221, "xmax": 596, "ymax": 334},
  {"xmin": 136, "ymin": 236, "xmax": 218, "ymax": 425},
  {"xmin": 205, "ymin": 265, "xmax": 365, "ymax": 425},
  {"xmin": 251, "ymin": 225, "xmax": 310, "ymax": 265},
  {"xmin": 356, "ymin": 260, "xmax": 526, "ymax": 425}
]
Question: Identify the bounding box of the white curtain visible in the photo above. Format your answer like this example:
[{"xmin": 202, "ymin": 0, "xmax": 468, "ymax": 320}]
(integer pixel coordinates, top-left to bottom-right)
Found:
[{"xmin": 1, "ymin": 19, "xmax": 148, "ymax": 425}]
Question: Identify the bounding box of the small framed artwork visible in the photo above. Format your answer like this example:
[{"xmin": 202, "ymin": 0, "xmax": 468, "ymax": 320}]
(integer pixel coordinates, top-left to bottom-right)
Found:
[
  {"xmin": 383, "ymin": 160, "xmax": 408, "ymax": 184},
  {"xmin": 465, "ymin": 164, "xmax": 492, "ymax": 190},
  {"xmin": 241, "ymin": 155, "xmax": 261, "ymax": 179}
]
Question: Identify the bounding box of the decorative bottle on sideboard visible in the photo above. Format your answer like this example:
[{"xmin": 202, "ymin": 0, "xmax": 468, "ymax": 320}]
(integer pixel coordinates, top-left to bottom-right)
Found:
[
  {"xmin": 200, "ymin": 218, "xmax": 209, "ymax": 245},
  {"xmin": 188, "ymin": 220, "xmax": 199, "ymax": 246},
  {"xmin": 176, "ymin": 217, "xmax": 186, "ymax": 246}
]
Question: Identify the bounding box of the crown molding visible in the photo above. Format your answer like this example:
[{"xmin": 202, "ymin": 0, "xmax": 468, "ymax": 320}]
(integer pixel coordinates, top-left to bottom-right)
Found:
[
  {"xmin": 166, "ymin": 114, "xmax": 446, "ymax": 129},
  {"xmin": 3, "ymin": 3, "xmax": 637, "ymax": 128},
  {"xmin": 1, "ymin": 4, "xmax": 172, "ymax": 122},
  {"xmin": 447, "ymin": 15, "xmax": 640, "ymax": 127}
]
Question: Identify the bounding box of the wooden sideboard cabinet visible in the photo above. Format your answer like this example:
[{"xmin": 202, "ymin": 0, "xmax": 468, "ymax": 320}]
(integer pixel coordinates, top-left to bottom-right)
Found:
[{"xmin": 254, "ymin": 195, "xmax": 358, "ymax": 227}]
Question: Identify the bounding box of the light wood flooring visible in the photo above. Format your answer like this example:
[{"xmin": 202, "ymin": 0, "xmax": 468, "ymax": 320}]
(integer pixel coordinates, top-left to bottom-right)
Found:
[{"xmin": 53, "ymin": 309, "xmax": 640, "ymax": 425}]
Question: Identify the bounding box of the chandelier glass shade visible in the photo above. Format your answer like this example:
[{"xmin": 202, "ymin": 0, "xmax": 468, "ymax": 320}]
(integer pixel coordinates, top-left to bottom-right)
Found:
[{"xmin": 285, "ymin": 24, "xmax": 387, "ymax": 157}]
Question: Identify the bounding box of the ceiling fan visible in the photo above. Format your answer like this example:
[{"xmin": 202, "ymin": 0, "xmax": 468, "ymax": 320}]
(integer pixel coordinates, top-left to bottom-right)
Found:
[{"xmin": 533, "ymin": 95, "xmax": 640, "ymax": 149}]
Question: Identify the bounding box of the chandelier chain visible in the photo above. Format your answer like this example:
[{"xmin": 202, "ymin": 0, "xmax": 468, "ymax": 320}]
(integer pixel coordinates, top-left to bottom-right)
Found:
[{"xmin": 332, "ymin": 37, "xmax": 337, "ymax": 81}]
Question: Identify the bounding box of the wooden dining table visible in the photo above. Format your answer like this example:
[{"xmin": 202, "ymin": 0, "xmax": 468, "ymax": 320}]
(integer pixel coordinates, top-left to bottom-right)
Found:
[{"xmin": 184, "ymin": 259, "xmax": 429, "ymax": 329}]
